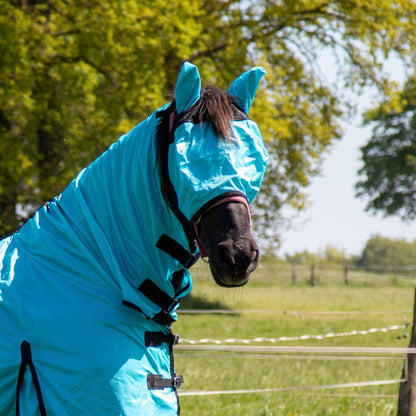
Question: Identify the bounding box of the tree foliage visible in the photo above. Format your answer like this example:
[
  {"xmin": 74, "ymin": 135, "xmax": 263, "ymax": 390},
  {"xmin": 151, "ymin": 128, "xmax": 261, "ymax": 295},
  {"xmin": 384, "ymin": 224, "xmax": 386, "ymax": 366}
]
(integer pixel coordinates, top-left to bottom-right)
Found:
[
  {"xmin": 358, "ymin": 235, "xmax": 416, "ymax": 272},
  {"xmin": 1, "ymin": 1, "xmax": 416, "ymax": 244},
  {"xmin": 356, "ymin": 77, "xmax": 416, "ymax": 220},
  {"xmin": 285, "ymin": 244, "xmax": 352, "ymax": 266}
]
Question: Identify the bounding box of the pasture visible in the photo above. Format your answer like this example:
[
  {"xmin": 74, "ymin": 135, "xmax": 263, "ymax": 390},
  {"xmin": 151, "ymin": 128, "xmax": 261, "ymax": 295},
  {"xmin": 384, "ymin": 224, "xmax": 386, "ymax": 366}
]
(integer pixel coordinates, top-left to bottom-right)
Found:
[{"xmin": 173, "ymin": 259, "xmax": 416, "ymax": 415}]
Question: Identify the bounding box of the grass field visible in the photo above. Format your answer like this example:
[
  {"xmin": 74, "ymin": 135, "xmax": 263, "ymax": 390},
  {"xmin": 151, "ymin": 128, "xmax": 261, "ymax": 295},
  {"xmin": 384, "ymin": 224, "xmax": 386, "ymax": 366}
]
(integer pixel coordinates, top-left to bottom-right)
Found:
[{"xmin": 172, "ymin": 259, "xmax": 416, "ymax": 415}]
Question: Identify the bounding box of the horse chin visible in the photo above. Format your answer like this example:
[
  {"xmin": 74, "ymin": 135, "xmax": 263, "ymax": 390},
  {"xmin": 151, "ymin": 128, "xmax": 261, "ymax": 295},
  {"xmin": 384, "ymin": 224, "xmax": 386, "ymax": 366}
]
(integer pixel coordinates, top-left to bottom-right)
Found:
[
  {"xmin": 212, "ymin": 274, "xmax": 250, "ymax": 288},
  {"xmin": 209, "ymin": 262, "xmax": 252, "ymax": 288}
]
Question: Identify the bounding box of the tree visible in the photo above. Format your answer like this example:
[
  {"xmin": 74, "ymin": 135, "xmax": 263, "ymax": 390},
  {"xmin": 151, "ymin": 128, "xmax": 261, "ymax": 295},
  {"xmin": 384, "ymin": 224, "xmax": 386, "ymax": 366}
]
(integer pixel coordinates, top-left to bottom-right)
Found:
[
  {"xmin": 2, "ymin": 1, "xmax": 416, "ymax": 243},
  {"xmin": 357, "ymin": 235, "xmax": 416, "ymax": 272},
  {"xmin": 356, "ymin": 77, "xmax": 416, "ymax": 220}
]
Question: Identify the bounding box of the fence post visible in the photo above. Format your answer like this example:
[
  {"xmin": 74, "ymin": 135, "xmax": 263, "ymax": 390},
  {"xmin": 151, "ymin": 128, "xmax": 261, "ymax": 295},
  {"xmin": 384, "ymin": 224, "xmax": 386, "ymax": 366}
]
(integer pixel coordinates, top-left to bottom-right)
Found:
[
  {"xmin": 292, "ymin": 264, "xmax": 297, "ymax": 285},
  {"xmin": 310, "ymin": 265, "xmax": 316, "ymax": 287},
  {"xmin": 344, "ymin": 264, "xmax": 349, "ymax": 285},
  {"xmin": 398, "ymin": 288, "xmax": 416, "ymax": 416}
]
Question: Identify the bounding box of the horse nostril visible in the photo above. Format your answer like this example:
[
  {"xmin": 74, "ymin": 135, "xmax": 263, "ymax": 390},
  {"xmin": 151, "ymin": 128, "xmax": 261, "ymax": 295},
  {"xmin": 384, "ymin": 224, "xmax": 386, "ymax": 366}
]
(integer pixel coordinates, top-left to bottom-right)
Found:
[
  {"xmin": 216, "ymin": 242, "xmax": 236, "ymax": 268},
  {"xmin": 247, "ymin": 247, "xmax": 259, "ymax": 273},
  {"xmin": 251, "ymin": 248, "xmax": 259, "ymax": 265}
]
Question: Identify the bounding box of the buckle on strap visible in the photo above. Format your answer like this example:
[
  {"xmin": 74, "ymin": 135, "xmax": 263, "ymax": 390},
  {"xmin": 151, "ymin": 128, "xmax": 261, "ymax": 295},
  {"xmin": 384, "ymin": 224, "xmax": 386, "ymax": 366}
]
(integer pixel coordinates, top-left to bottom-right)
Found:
[{"xmin": 147, "ymin": 374, "xmax": 184, "ymax": 390}]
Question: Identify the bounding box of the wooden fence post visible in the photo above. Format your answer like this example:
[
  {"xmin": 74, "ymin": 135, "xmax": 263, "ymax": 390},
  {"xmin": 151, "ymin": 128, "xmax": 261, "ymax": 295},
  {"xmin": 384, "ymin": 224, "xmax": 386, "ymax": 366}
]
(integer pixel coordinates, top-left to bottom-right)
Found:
[
  {"xmin": 398, "ymin": 288, "xmax": 416, "ymax": 416},
  {"xmin": 292, "ymin": 264, "xmax": 297, "ymax": 285},
  {"xmin": 344, "ymin": 264, "xmax": 349, "ymax": 285},
  {"xmin": 310, "ymin": 265, "xmax": 316, "ymax": 286}
]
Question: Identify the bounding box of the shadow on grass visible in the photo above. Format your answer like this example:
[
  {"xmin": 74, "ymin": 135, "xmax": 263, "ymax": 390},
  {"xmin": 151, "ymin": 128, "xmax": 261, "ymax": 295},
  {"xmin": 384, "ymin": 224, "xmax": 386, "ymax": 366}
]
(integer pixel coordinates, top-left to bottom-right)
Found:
[{"xmin": 179, "ymin": 294, "xmax": 232, "ymax": 312}]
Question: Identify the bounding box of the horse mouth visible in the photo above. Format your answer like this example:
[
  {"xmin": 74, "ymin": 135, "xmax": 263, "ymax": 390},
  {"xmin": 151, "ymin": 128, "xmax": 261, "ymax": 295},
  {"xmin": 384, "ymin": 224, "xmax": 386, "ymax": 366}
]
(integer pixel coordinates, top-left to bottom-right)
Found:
[
  {"xmin": 208, "ymin": 257, "xmax": 257, "ymax": 288},
  {"xmin": 215, "ymin": 279, "xmax": 250, "ymax": 288}
]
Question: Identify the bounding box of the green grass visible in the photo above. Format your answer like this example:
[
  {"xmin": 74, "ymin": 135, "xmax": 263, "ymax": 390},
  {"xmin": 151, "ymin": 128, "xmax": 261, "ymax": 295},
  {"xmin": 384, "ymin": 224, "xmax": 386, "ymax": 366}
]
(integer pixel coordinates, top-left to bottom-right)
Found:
[{"xmin": 172, "ymin": 260, "xmax": 416, "ymax": 415}]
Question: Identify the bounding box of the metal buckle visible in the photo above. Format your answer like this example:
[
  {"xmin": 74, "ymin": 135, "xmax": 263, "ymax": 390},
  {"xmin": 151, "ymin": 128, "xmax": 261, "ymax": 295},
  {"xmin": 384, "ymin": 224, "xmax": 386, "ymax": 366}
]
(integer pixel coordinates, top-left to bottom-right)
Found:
[
  {"xmin": 173, "ymin": 375, "xmax": 184, "ymax": 388},
  {"xmin": 184, "ymin": 253, "xmax": 199, "ymax": 269},
  {"xmin": 168, "ymin": 299, "xmax": 180, "ymax": 313}
]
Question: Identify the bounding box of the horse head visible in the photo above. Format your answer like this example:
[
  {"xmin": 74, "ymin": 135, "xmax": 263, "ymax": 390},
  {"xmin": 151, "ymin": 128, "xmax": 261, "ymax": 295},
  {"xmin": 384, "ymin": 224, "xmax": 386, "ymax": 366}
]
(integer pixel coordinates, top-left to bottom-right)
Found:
[{"xmin": 157, "ymin": 62, "xmax": 268, "ymax": 288}]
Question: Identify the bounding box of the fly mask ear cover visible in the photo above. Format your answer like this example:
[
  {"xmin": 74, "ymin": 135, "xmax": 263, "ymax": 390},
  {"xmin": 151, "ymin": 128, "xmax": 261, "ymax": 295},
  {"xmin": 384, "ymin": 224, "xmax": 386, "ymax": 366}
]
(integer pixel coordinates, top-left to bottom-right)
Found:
[{"xmin": 168, "ymin": 62, "xmax": 269, "ymax": 232}]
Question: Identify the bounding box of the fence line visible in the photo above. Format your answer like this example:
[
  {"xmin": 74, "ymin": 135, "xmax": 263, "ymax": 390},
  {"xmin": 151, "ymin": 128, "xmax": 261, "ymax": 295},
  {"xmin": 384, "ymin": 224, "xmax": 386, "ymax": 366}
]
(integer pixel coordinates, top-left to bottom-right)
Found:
[
  {"xmin": 178, "ymin": 324, "xmax": 409, "ymax": 345},
  {"xmin": 176, "ymin": 352, "xmax": 401, "ymax": 361},
  {"xmin": 175, "ymin": 345, "xmax": 416, "ymax": 355},
  {"xmin": 179, "ymin": 309, "xmax": 412, "ymax": 315},
  {"xmin": 176, "ymin": 345, "xmax": 411, "ymax": 397},
  {"xmin": 177, "ymin": 347, "xmax": 410, "ymax": 397},
  {"xmin": 178, "ymin": 377, "xmax": 406, "ymax": 397},
  {"xmin": 176, "ymin": 327, "xmax": 413, "ymax": 399}
]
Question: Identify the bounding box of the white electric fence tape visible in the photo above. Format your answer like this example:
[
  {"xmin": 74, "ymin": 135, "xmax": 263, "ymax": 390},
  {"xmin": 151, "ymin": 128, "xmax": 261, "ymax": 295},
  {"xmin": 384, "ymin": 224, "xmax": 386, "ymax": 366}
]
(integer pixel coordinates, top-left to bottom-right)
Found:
[
  {"xmin": 176, "ymin": 325, "xmax": 414, "ymax": 397},
  {"xmin": 178, "ymin": 378, "xmax": 406, "ymax": 397},
  {"xmin": 176, "ymin": 347, "xmax": 413, "ymax": 397},
  {"xmin": 179, "ymin": 324, "xmax": 409, "ymax": 345}
]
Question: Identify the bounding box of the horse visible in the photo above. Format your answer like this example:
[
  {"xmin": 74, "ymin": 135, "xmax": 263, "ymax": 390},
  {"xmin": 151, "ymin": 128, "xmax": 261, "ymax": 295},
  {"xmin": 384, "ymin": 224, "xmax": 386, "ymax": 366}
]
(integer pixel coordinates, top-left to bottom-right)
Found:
[{"xmin": 0, "ymin": 62, "xmax": 268, "ymax": 415}]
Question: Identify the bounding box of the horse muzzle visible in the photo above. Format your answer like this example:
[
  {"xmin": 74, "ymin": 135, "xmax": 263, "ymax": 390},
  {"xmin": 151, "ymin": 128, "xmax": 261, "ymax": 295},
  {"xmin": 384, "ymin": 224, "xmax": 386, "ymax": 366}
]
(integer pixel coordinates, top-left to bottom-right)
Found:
[{"xmin": 208, "ymin": 238, "xmax": 259, "ymax": 288}]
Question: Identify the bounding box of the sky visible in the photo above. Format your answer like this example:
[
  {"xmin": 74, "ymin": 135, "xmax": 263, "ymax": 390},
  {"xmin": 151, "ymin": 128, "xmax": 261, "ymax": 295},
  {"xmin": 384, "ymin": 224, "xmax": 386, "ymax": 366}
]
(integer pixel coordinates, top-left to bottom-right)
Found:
[
  {"xmin": 277, "ymin": 56, "xmax": 416, "ymax": 257},
  {"xmin": 279, "ymin": 118, "xmax": 416, "ymax": 257}
]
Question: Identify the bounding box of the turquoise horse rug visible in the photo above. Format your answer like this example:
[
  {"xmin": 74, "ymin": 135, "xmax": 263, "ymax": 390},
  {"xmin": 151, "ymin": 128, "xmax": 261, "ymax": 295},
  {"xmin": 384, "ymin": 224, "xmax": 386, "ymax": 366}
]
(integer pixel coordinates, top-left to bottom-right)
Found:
[{"xmin": 0, "ymin": 62, "xmax": 268, "ymax": 415}]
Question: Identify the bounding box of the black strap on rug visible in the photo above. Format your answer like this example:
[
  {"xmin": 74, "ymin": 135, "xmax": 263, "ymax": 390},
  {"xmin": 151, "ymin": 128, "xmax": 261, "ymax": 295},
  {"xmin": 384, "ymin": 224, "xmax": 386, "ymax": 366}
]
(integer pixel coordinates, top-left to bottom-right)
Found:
[
  {"xmin": 139, "ymin": 279, "xmax": 179, "ymax": 313},
  {"xmin": 156, "ymin": 234, "xmax": 199, "ymax": 269},
  {"xmin": 16, "ymin": 341, "xmax": 47, "ymax": 416},
  {"xmin": 145, "ymin": 331, "xmax": 179, "ymax": 347}
]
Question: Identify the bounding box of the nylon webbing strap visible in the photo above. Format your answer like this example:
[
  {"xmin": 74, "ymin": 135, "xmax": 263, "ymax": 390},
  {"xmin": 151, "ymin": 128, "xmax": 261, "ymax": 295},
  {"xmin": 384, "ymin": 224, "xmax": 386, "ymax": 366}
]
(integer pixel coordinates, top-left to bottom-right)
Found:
[
  {"xmin": 145, "ymin": 331, "xmax": 179, "ymax": 347},
  {"xmin": 139, "ymin": 279, "xmax": 178, "ymax": 312},
  {"xmin": 156, "ymin": 234, "xmax": 199, "ymax": 268},
  {"xmin": 147, "ymin": 374, "xmax": 184, "ymax": 390},
  {"xmin": 16, "ymin": 341, "xmax": 47, "ymax": 416}
]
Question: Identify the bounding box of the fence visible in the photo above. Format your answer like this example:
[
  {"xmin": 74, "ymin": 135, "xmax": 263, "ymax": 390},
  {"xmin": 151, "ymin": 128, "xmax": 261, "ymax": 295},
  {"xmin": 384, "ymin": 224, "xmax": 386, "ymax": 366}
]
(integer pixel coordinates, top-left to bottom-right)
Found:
[
  {"xmin": 267, "ymin": 263, "xmax": 416, "ymax": 286},
  {"xmin": 176, "ymin": 288, "xmax": 416, "ymax": 415}
]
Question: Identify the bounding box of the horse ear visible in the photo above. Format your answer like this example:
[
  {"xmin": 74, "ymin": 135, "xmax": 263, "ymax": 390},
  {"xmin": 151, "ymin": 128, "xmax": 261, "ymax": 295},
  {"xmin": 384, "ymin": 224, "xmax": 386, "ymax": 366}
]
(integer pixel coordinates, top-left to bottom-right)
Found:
[
  {"xmin": 227, "ymin": 67, "xmax": 266, "ymax": 113},
  {"xmin": 175, "ymin": 61, "xmax": 201, "ymax": 113}
]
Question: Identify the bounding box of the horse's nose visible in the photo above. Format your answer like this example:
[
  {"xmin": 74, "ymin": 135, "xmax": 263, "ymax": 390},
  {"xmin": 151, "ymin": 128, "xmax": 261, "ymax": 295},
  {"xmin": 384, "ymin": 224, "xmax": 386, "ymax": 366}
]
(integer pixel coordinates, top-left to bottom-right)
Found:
[{"xmin": 214, "ymin": 239, "xmax": 259, "ymax": 285}]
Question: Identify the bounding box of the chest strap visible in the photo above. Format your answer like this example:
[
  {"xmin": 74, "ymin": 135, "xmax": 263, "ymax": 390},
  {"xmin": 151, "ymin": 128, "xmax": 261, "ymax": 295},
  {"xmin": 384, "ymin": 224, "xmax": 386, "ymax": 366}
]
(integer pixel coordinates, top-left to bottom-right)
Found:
[
  {"xmin": 145, "ymin": 331, "xmax": 179, "ymax": 347},
  {"xmin": 139, "ymin": 279, "xmax": 179, "ymax": 312},
  {"xmin": 156, "ymin": 234, "xmax": 199, "ymax": 268}
]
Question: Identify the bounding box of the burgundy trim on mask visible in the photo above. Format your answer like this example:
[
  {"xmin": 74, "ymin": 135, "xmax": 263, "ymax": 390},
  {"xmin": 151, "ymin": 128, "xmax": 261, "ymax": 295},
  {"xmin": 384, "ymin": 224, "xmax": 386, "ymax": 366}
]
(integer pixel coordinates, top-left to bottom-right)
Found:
[{"xmin": 193, "ymin": 196, "xmax": 251, "ymax": 258}]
